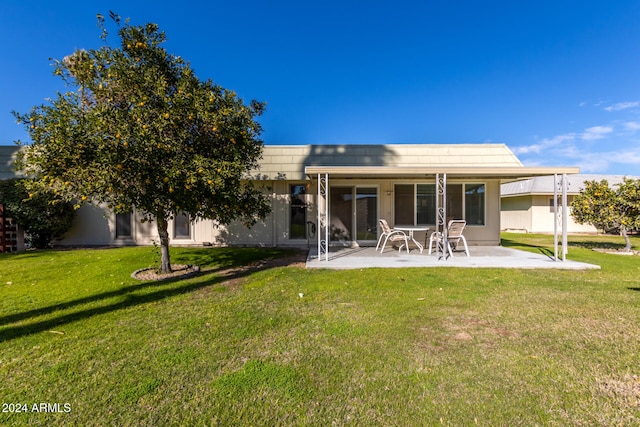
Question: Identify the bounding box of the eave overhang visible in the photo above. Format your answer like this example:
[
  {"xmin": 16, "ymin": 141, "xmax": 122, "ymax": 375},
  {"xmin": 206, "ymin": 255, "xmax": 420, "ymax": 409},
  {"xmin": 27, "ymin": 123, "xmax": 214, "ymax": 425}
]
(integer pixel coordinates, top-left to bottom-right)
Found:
[{"xmin": 304, "ymin": 166, "xmax": 580, "ymax": 181}]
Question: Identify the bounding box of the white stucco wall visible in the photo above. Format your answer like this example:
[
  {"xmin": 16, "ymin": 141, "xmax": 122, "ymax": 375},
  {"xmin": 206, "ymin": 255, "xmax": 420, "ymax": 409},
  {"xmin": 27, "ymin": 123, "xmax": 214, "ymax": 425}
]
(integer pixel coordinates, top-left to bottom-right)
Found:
[{"xmin": 501, "ymin": 195, "xmax": 597, "ymax": 234}]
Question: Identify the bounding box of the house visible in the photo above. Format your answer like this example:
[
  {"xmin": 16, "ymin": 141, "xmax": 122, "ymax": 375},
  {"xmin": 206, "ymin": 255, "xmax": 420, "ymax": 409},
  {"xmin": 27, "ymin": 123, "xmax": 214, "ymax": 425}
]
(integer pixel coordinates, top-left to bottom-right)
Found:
[
  {"xmin": 1, "ymin": 143, "xmax": 579, "ymax": 250},
  {"xmin": 501, "ymin": 174, "xmax": 633, "ymax": 234}
]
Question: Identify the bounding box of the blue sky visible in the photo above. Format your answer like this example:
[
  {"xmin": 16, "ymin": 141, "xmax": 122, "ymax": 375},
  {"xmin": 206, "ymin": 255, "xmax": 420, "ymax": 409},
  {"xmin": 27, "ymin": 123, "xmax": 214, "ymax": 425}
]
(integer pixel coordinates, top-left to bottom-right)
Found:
[{"xmin": 2, "ymin": 1, "xmax": 640, "ymax": 175}]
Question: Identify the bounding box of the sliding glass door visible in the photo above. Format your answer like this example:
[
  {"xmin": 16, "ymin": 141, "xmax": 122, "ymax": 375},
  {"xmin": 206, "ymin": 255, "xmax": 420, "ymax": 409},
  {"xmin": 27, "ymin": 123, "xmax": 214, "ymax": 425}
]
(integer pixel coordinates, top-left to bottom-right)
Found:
[{"xmin": 330, "ymin": 187, "xmax": 378, "ymax": 244}]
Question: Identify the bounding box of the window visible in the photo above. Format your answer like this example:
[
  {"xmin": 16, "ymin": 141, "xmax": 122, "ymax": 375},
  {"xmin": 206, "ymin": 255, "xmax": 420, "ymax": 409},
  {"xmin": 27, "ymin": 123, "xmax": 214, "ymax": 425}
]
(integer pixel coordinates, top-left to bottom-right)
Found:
[
  {"xmin": 394, "ymin": 184, "xmax": 414, "ymax": 225},
  {"xmin": 115, "ymin": 212, "xmax": 132, "ymax": 238},
  {"xmin": 446, "ymin": 184, "xmax": 463, "ymax": 220},
  {"xmin": 174, "ymin": 212, "xmax": 191, "ymax": 239},
  {"xmin": 290, "ymin": 184, "xmax": 307, "ymax": 239},
  {"xmin": 416, "ymin": 184, "xmax": 436, "ymax": 225},
  {"xmin": 393, "ymin": 183, "xmax": 485, "ymax": 226},
  {"xmin": 465, "ymin": 184, "xmax": 485, "ymax": 225}
]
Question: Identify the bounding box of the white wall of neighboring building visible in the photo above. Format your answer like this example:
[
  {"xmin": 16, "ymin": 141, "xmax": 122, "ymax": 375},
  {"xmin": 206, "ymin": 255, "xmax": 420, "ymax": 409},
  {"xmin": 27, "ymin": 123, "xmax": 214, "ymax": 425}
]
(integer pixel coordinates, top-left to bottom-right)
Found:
[{"xmin": 501, "ymin": 194, "xmax": 598, "ymax": 234}]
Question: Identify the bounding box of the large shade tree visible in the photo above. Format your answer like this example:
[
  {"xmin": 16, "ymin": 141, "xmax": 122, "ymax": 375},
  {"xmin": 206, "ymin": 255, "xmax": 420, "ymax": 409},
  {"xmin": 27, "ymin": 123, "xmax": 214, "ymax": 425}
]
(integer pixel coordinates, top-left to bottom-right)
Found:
[
  {"xmin": 14, "ymin": 13, "xmax": 271, "ymax": 272},
  {"xmin": 570, "ymin": 178, "xmax": 640, "ymax": 252}
]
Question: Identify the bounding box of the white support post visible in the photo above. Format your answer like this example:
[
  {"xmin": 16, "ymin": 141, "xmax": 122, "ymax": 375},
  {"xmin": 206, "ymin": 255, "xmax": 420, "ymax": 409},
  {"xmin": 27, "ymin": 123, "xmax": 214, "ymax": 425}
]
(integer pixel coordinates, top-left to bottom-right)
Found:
[
  {"xmin": 317, "ymin": 173, "xmax": 329, "ymax": 262},
  {"xmin": 436, "ymin": 173, "xmax": 447, "ymax": 260},
  {"xmin": 553, "ymin": 174, "xmax": 558, "ymax": 261},
  {"xmin": 435, "ymin": 173, "xmax": 439, "ymax": 258},
  {"xmin": 562, "ymin": 173, "xmax": 568, "ymax": 261},
  {"xmin": 317, "ymin": 173, "xmax": 321, "ymax": 261},
  {"xmin": 324, "ymin": 174, "xmax": 329, "ymax": 262}
]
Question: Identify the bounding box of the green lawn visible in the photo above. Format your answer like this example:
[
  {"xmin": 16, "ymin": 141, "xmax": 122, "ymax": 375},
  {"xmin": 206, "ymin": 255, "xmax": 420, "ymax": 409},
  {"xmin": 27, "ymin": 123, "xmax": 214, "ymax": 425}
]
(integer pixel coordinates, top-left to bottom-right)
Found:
[{"xmin": 1, "ymin": 234, "xmax": 639, "ymax": 426}]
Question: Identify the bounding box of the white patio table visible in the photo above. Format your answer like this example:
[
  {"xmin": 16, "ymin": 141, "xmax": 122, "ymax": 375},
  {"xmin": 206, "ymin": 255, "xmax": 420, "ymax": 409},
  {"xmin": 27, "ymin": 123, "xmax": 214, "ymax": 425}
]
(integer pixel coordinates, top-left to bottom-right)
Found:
[{"xmin": 393, "ymin": 226, "xmax": 429, "ymax": 253}]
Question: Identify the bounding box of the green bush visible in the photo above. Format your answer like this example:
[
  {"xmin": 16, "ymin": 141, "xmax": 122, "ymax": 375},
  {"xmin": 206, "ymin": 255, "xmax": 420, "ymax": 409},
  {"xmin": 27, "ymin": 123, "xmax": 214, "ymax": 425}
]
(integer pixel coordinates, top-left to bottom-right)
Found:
[{"xmin": 0, "ymin": 178, "xmax": 75, "ymax": 248}]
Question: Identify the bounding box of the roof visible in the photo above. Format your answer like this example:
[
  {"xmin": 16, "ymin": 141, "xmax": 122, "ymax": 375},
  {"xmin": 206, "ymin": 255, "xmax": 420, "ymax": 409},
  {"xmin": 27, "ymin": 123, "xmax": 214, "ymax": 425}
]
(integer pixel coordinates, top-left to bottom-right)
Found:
[
  {"xmin": 2, "ymin": 143, "xmax": 581, "ymax": 182},
  {"xmin": 256, "ymin": 143, "xmax": 578, "ymax": 180},
  {"xmin": 501, "ymin": 174, "xmax": 636, "ymax": 197}
]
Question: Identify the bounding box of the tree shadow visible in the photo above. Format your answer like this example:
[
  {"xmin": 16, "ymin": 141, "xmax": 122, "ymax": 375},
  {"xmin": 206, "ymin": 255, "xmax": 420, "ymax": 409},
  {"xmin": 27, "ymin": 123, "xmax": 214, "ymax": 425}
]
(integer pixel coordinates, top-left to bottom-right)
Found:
[
  {"xmin": 501, "ymin": 237, "xmax": 554, "ymax": 258},
  {"xmin": 172, "ymin": 247, "xmax": 292, "ymax": 269},
  {"xmin": 569, "ymin": 240, "xmax": 627, "ymax": 251},
  {"xmin": 0, "ymin": 251, "xmax": 306, "ymax": 343}
]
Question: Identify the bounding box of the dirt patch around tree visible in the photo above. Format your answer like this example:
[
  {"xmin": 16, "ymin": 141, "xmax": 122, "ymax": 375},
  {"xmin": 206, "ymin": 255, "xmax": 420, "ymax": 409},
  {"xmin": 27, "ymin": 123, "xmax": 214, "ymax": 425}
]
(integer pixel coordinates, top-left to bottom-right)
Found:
[
  {"xmin": 131, "ymin": 264, "xmax": 201, "ymax": 281},
  {"xmin": 592, "ymin": 248, "xmax": 639, "ymax": 256}
]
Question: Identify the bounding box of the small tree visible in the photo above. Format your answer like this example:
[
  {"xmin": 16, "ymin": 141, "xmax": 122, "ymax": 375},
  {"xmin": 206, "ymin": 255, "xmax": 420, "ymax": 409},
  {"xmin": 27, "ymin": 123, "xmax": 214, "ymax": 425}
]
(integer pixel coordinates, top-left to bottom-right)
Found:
[
  {"xmin": 0, "ymin": 179, "xmax": 76, "ymax": 248},
  {"xmin": 571, "ymin": 178, "xmax": 640, "ymax": 251},
  {"xmin": 13, "ymin": 13, "xmax": 271, "ymax": 272}
]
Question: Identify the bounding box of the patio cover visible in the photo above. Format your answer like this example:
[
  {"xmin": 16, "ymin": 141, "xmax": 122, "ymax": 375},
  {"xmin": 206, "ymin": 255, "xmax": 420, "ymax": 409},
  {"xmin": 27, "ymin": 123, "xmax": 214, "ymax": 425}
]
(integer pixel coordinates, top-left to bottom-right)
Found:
[
  {"xmin": 305, "ymin": 165, "xmax": 579, "ymax": 180},
  {"xmin": 305, "ymin": 165, "xmax": 580, "ymax": 262}
]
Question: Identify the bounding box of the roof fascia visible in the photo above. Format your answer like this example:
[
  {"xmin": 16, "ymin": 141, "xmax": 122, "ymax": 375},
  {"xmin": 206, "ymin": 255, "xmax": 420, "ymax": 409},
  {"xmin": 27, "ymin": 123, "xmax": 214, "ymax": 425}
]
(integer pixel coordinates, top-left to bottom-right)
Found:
[{"xmin": 305, "ymin": 166, "xmax": 580, "ymax": 180}]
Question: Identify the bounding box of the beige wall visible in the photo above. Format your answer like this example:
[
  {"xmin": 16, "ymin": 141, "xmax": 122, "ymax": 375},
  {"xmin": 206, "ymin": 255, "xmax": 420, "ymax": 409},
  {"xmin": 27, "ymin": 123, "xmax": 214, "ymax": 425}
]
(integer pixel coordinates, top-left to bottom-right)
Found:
[
  {"xmin": 58, "ymin": 177, "xmax": 503, "ymax": 248},
  {"xmin": 308, "ymin": 177, "xmax": 502, "ymax": 247},
  {"xmin": 501, "ymin": 194, "xmax": 597, "ymax": 234},
  {"xmin": 501, "ymin": 196, "xmax": 533, "ymax": 232}
]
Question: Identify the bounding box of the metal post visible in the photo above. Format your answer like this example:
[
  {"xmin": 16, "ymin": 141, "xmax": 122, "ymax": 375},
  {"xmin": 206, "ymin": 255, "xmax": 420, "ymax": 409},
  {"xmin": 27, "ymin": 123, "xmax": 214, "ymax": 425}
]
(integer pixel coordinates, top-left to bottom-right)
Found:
[
  {"xmin": 553, "ymin": 174, "xmax": 558, "ymax": 261},
  {"xmin": 317, "ymin": 173, "xmax": 329, "ymax": 261},
  {"xmin": 324, "ymin": 174, "xmax": 329, "ymax": 261},
  {"xmin": 435, "ymin": 174, "xmax": 439, "ymax": 258},
  {"xmin": 436, "ymin": 173, "xmax": 447, "ymax": 260},
  {"xmin": 317, "ymin": 174, "xmax": 321, "ymax": 261},
  {"xmin": 562, "ymin": 174, "xmax": 568, "ymax": 261}
]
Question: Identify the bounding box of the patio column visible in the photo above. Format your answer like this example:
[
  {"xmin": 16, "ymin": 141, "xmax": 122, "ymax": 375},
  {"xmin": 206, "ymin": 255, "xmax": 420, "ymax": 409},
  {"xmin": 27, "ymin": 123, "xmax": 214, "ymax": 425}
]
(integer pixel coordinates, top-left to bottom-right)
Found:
[
  {"xmin": 436, "ymin": 173, "xmax": 447, "ymax": 260},
  {"xmin": 562, "ymin": 173, "xmax": 568, "ymax": 261},
  {"xmin": 554, "ymin": 174, "xmax": 559, "ymax": 261},
  {"xmin": 553, "ymin": 173, "xmax": 569, "ymax": 262},
  {"xmin": 317, "ymin": 173, "xmax": 329, "ymax": 261}
]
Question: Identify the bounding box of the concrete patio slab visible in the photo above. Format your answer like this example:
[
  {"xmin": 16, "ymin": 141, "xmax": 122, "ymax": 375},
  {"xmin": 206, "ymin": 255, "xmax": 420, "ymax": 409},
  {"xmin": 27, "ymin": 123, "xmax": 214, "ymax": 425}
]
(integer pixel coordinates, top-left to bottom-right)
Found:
[{"xmin": 305, "ymin": 245, "xmax": 600, "ymax": 270}]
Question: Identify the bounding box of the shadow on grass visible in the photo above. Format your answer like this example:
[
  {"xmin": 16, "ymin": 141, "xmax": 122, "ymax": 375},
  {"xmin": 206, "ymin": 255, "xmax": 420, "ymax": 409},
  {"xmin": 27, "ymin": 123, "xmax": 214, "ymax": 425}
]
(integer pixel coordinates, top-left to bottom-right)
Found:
[
  {"xmin": 568, "ymin": 240, "xmax": 627, "ymax": 251},
  {"xmin": 0, "ymin": 248, "xmax": 296, "ymax": 329},
  {"xmin": 0, "ymin": 266, "xmax": 233, "ymax": 328},
  {"xmin": 0, "ymin": 250, "xmax": 306, "ymax": 344},
  {"xmin": 501, "ymin": 238, "xmax": 554, "ymax": 259},
  {"xmin": 172, "ymin": 247, "xmax": 292, "ymax": 269}
]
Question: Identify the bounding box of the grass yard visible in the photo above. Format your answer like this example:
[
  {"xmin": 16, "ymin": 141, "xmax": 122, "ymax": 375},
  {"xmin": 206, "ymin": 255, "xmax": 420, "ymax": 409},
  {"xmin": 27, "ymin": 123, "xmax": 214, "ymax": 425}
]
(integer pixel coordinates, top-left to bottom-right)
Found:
[{"xmin": 1, "ymin": 234, "xmax": 639, "ymax": 426}]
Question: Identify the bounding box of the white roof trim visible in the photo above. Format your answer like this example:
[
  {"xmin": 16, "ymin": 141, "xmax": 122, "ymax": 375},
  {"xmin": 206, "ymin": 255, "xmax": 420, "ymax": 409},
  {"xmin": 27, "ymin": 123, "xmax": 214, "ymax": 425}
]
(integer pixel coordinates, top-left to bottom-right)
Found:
[{"xmin": 305, "ymin": 166, "xmax": 580, "ymax": 179}]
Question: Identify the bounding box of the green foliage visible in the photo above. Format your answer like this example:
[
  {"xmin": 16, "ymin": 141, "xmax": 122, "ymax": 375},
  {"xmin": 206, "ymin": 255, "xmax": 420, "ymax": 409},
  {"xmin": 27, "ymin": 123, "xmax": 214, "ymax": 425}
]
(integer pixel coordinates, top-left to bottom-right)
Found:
[
  {"xmin": 571, "ymin": 178, "xmax": 640, "ymax": 251},
  {"xmin": 1, "ymin": 240, "xmax": 639, "ymax": 425},
  {"xmin": 12, "ymin": 13, "xmax": 271, "ymax": 270},
  {"xmin": 0, "ymin": 179, "xmax": 75, "ymax": 248}
]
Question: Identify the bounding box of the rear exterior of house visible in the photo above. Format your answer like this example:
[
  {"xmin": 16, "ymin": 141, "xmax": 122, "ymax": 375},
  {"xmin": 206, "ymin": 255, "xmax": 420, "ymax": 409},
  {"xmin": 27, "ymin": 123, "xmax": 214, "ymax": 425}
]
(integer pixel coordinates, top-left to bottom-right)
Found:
[{"xmin": 1, "ymin": 143, "xmax": 579, "ymax": 249}]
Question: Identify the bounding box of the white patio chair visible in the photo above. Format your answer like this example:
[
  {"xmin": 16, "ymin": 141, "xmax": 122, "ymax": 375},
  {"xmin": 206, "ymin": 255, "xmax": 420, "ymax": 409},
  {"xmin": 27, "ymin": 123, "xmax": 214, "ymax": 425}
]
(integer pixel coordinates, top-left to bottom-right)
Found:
[
  {"xmin": 376, "ymin": 219, "xmax": 409, "ymax": 253},
  {"xmin": 428, "ymin": 219, "xmax": 470, "ymax": 257}
]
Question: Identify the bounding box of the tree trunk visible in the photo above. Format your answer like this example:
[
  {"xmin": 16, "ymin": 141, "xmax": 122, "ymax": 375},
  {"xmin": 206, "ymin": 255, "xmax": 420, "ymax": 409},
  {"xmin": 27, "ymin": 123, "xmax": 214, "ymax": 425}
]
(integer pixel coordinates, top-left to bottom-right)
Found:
[
  {"xmin": 621, "ymin": 227, "xmax": 632, "ymax": 252},
  {"xmin": 156, "ymin": 216, "xmax": 172, "ymax": 273}
]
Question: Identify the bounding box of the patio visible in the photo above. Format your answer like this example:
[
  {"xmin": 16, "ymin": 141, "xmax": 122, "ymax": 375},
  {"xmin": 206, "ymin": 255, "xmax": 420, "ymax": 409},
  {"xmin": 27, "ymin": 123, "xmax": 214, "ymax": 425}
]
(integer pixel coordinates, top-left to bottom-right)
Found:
[{"xmin": 305, "ymin": 245, "xmax": 600, "ymax": 270}]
